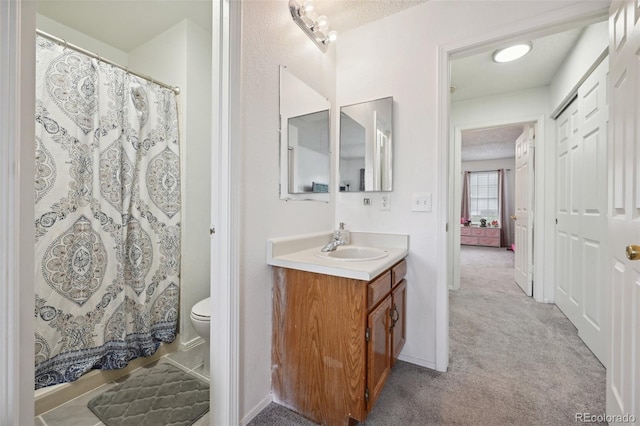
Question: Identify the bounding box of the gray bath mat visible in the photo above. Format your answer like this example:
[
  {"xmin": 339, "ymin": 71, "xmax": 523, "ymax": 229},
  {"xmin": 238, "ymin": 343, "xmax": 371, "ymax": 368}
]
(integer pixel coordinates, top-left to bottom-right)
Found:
[{"xmin": 88, "ymin": 362, "xmax": 209, "ymax": 426}]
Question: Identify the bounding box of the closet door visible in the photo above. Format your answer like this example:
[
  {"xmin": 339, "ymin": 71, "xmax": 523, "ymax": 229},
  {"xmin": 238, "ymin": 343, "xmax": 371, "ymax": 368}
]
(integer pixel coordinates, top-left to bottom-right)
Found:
[{"xmin": 554, "ymin": 58, "xmax": 608, "ymax": 366}]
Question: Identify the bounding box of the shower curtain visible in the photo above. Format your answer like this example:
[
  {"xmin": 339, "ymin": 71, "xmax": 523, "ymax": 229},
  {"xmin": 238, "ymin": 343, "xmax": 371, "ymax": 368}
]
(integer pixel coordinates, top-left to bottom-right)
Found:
[{"xmin": 34, "ymin": 36, "xmax": 181, "ymax": 389}]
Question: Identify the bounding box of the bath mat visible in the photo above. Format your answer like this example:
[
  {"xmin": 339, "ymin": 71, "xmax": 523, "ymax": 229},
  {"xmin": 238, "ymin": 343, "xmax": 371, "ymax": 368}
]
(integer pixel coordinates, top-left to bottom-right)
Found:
[{"xmin": 88, "ymin": 362, "xmax": 209, "ymax": 426}]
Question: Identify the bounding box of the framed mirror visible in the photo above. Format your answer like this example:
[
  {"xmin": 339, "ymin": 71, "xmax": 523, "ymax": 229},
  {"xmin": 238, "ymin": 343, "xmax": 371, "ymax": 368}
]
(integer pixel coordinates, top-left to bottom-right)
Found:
[
  {"xmin": 339, "ymin": 97, "xmax": 393, "ymax": 192},
  {"xmin": 279, "ymin": 66, "xmax": 331, "ymax": 201}
]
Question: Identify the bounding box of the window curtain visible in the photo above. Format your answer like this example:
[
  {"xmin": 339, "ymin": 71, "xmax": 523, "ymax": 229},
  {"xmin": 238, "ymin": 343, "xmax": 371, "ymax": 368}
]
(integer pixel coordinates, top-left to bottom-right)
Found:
[
  {"xmin": 34, "ymin": 36, "xmax": 181, "ymax": 389},
  {"xmin": 498, "ymin": 169, "xmax": 513, "ymax": 248},
  {"xmin": 461, "ymin": 171, "xmax": 471, "ymax": 222}
]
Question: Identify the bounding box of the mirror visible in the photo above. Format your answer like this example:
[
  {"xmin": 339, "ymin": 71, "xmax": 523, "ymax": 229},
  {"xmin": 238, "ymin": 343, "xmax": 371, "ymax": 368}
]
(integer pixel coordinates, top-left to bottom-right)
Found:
[
  {"xmin": 279, "ymin": 66, "xmax": 331, "ymax": 201},
  {"xmin": 339, "ymin": 97, "xmax": 393, "ymax": 192}
]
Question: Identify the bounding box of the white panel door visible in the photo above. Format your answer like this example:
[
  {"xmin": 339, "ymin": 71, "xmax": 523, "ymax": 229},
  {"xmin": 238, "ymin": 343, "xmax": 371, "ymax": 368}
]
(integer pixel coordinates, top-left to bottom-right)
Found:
[
  {"xmin": 514, "ymin": 126, "xmax": 534, "ymax": 296},
  {"xmin": 608, "ymin": 1, "xmax": 640, "ymax": 419},
  {"xmin": 554, "ymin": 59, "xmax": 609, "ymax": 366},
  {"xmin": 555, "ymin": 100, "xmax": 580, "ymax": 326}
]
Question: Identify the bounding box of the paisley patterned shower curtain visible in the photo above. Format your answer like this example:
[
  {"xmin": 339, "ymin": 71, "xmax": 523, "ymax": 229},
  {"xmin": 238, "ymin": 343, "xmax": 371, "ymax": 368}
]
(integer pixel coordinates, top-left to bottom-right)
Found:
[{"xmin": 34, "ymin": 36, "xmax": 181, "ymax": 389}]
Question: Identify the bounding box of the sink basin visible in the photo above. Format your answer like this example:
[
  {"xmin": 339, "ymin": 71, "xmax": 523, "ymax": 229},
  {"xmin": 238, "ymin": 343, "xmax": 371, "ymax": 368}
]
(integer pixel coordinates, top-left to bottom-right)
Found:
[{"xmin": 315, "ymin": 246, "xmax": 388, "ymax": 262}]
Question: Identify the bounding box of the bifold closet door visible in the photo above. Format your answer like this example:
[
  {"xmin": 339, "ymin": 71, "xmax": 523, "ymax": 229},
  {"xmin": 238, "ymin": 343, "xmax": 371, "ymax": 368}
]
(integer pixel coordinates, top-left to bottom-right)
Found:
[{"xmin": 554, "ymin": 58, "xmax": 608, "ymax": 367}]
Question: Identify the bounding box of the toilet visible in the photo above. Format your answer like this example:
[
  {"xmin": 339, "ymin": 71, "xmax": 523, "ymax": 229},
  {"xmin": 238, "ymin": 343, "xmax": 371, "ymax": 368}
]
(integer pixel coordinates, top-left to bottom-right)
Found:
[{"xmin": 190, "ymin": 297, "xmax": 211, "ymax": 376}]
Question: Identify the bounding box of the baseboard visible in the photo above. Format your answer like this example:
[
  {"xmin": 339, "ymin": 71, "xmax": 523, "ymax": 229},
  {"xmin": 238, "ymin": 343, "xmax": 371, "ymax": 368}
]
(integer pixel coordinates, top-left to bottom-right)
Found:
[
  {"xmin": 240, "ymin": 394, "xmax": 272, "ymax": 426},
  {"xmin": 397, "ymin": 353, "xmax": 437, "ymax": 370},
  {"xmin": 35, "ymin": 339, "xmax": 180, "ymax": 416},
  {"xmin": 180, "ymin": 335, "xmax": 204, "ymax": 351}
]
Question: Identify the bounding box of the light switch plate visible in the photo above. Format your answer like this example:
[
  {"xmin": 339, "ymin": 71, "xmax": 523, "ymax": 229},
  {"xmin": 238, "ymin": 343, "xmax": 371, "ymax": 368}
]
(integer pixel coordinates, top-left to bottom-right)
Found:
[{"xmin": 412, "ymin": 192, "xmax": 432, "ymax": 212}]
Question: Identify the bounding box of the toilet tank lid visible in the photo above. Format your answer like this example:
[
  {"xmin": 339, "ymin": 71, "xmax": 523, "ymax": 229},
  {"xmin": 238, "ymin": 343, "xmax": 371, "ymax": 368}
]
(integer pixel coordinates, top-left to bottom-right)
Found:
[{"xmin": 192, "ymin": 297, "xmax": 211, "ymax": 318}]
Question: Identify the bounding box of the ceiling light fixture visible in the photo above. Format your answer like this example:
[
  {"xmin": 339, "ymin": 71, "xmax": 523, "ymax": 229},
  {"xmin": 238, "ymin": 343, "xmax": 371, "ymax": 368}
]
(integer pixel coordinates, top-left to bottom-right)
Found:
[
  {"xmin": 289, "ymin": 0, "xmax": 337, "ymax": 53},
  {"xmin": 492, "ymin": 42, "xmax": 532, "ymax": 63}
]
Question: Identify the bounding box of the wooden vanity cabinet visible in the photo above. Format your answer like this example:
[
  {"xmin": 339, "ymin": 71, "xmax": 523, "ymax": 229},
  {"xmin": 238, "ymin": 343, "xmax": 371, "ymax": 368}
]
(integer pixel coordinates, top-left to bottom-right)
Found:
[{"xmin": 272, "ymin": 259, "xmax": 407, "ymax": 425}]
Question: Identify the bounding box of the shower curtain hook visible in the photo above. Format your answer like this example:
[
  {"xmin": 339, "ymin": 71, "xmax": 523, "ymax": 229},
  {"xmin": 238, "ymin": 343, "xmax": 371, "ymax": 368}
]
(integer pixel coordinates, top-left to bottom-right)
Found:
[{"xmin": 62, "ymin": 39, "xmax": 68, "ymax": 50}]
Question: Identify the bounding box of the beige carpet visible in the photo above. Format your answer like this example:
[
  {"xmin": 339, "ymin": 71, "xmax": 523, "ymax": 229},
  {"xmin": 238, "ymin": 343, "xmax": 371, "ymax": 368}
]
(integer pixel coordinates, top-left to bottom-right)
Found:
[{"xmin": 250, "ymin": 246, "xmax": 606, "ymax": 425}]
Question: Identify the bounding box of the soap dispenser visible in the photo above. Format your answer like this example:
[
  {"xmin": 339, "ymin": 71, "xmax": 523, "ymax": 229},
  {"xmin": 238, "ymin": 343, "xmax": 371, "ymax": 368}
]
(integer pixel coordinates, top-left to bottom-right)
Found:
[{"xmin": 335, "ymin": 222, "xmax": 350, "ymax": 245}]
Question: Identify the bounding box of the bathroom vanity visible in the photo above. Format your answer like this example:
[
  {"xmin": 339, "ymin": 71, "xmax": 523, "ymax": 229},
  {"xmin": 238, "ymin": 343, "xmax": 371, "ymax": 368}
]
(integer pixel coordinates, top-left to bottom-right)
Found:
[{"xmin": 267, "ymin": 232, "xmax": 409, "ymax": 425}]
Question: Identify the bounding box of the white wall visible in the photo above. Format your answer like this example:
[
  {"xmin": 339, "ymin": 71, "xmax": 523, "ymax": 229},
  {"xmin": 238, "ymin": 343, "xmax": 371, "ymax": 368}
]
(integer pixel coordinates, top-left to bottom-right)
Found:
[
  {"xmin": 129, "ymin": 20, "xmax": 212, "ymax": 346},
  {"xmin": 239, "ymin": 1, "xmax": 336, "ymax": 421},
  {"xmin": 549, "ymin": 20, "xmax": 608, "ymax": 115},
  {"xmin": 335, "ymin": 1, "xmax": 608, "ymax": 371},
  {"xmin": 294, "ymin": 145, "xmax": 330, "ymax": 192},
  {"xmin": 36, "ymin": 14, "xmax": 129, "ymax": 65},
  {"xmin": 452, "ymin": 87, "xmax": 549, "ymax": 128}
]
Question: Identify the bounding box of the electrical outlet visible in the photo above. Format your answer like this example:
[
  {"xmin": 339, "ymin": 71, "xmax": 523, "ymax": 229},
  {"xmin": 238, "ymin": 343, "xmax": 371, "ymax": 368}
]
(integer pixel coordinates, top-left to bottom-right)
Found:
[{"xmin": 380, "ymin": 194, "xmax": 391, "ymax": 211}]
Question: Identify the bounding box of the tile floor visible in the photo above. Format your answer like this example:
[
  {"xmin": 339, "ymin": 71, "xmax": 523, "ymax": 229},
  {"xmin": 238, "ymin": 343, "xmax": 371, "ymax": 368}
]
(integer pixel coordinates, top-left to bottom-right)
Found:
[{"xmin": 35, "ymin": 343, "xmax": 210, "ymax": 426}]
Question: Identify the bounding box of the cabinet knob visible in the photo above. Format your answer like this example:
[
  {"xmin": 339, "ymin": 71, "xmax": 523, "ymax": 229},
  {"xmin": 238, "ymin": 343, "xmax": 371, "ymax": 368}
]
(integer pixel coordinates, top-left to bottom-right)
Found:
[{"xmin": 510, "ymin": 215, "xmax": 517, "ymax": 221}]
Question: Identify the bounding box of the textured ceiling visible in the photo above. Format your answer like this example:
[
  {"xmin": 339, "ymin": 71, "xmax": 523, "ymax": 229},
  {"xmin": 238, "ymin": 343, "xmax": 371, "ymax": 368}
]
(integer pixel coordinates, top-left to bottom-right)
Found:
[
  {"xmin": 313, "ymin": 0, "xmax": 428, "ymax": 33},
  {"xmin": 37, "ymin": 0, "xmax": 428, "ymax": 53},
  {"xmin": 461, "ymin": 125, "xmax": 530, "ymax": 162}
]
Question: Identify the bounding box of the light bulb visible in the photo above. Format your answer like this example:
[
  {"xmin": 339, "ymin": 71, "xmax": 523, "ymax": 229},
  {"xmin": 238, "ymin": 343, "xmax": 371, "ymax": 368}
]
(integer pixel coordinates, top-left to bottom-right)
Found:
[
  {"xmin": 327, "ymin": 30, "xmax": 337, "ymax": 43},
  {"xmin": 492, "ymin": 43, "xmax": 532, "ymax": 63},
  {"xmin": 301, "ymin": 0, "xmax": 314, "ymax": 15},
  {"xmin": 306, "ymin": 10, "xmax": 318, "ymax": 22},
  {"xmin": 316, "ymin": 15, "xmax": 328, "ymax": 32}
]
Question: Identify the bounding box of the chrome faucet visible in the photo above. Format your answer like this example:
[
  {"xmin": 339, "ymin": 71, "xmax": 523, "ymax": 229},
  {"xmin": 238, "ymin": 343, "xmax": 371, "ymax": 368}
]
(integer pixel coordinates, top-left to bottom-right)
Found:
[{"xmin": 321, "ymin": 236, "xmax": 346, "ymax": 252}]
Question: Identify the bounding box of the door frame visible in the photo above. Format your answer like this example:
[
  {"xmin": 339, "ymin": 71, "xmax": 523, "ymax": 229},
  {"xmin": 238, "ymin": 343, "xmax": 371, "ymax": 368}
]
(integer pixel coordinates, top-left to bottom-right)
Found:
[
  {"xmin": 1, "ymin": 0, "xmax": 239, "ymax": 422},
  {"xmin": 1, "ymin": 0, "xmax": 37, "ymax": 422},
  {"xmin": 451, "ymin": 119, "xmax": 538, "ymax": 294},
  {"xmin": 210, "ymin": 0, "xmax": 241, "ymax": 425},
  {"xmin": 435, "ymin": 4, "xmax": 609, "ymax": 372}
]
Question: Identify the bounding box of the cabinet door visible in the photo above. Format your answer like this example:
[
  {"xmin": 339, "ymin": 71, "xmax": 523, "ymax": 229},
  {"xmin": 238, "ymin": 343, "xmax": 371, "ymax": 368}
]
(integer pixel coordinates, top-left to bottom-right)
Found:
[
  {"xmin": 367, "ymin": 295, "xmax": 392, "ymax": 412},
  {"xmin": 391, "ymin": 279, "xmax": 407, "ymax": 365}
]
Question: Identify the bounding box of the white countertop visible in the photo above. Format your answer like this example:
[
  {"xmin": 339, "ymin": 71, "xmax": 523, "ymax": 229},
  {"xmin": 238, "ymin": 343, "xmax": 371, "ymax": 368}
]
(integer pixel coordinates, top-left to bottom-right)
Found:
[{"xmin": 267, "ymin": 231, "xmax": 409, "ymax": 281}]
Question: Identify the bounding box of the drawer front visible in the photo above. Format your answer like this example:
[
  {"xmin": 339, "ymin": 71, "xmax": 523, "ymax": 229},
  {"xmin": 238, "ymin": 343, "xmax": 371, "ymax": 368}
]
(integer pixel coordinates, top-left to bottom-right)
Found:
[
  {"xmin": 478, "ymin": 236, "xmax": 500, "ymax": 247},
  {"xmin": 368, "ymin": 270, "xmax": 391, "ymax": 309},
  {"xmin": 392, "ymin": 259, "xmax": 407, "ymax": 288},
  {"xmin": 485, "ymin": 228, "xmax": 500, "ymax": 237},
  {"xmin": 461, "ymin": 236, "xmax": 478, "ymax": 245},
  {"xmin": 471, "ymin": 228, "xmax": 485, "ymax": 236},
  {"xmin": 460, "ymin": 227, "xmax": 471, "ymax": 235}
]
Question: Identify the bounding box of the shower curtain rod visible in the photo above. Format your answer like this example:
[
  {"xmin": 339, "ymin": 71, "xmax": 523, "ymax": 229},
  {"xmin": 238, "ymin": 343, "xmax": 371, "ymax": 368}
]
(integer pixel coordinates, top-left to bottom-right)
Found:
[{"xmin": 36, "ymin": 29, "xmax": 180, "ymax": 95}]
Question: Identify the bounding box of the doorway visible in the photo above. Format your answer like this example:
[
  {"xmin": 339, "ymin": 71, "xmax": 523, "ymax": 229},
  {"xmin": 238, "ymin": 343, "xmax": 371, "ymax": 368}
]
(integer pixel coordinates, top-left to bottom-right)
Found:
[
  {"xmin": 437, "ymin": 9, "xmax": 610, "ymax": 372},
  {"xmin": 452, "ymin": 123, "xmax": 533, "ymax": 295},
  {"xmin": 1, "ymin": 1, "xmax": 239, "ymax": 424}
]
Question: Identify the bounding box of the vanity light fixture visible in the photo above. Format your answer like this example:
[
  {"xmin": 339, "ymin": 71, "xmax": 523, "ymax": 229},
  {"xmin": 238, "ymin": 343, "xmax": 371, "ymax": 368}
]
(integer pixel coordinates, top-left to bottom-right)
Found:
[
  {"xmin": 289, "ymin": 0, "xmax": 337, "ymax": 53},
  {"xmin": 492, "ymin": 42, "xmax": 532, "ymax": 63}
]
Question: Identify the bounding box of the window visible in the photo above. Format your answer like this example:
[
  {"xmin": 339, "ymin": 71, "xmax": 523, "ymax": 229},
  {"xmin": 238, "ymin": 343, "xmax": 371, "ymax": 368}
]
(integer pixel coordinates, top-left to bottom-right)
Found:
[{"xmin": 469, "ymin": 171, "xmax": 499, "ymax": 222}]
